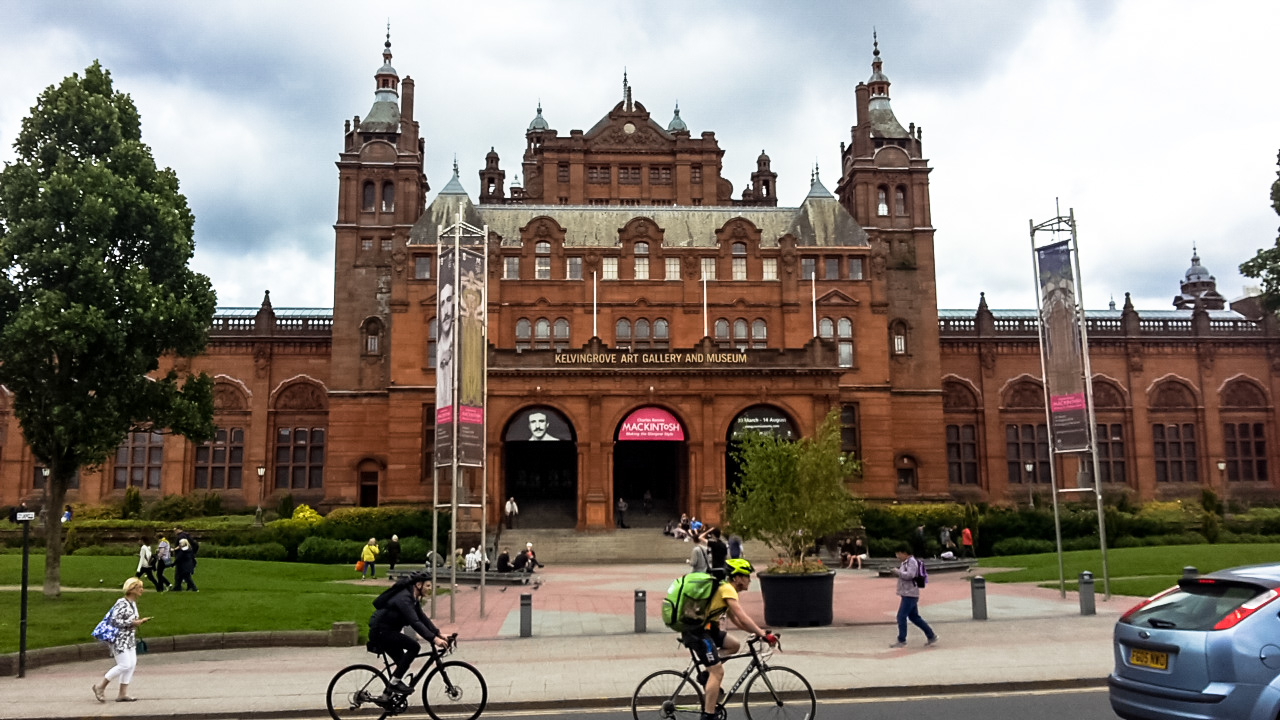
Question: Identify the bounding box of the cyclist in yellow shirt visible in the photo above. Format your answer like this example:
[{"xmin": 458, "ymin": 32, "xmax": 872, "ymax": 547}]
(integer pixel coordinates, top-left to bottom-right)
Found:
[{"xmin": 683, "ymin": 558, "xmax": 777, "ymax": 720}]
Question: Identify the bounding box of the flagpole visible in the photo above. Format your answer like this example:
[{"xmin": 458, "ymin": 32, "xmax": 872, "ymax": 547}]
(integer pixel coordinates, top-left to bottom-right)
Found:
[
  {"xmin": 702, "ymin": 273, "xmax": 708, "ymax": 337},
  {"xmin": 592, "ymin": 271, "xmax": 598, "ymax": 338},
  {"xmin": 811, "ymin": 272, "xmax": 817, "ymax": 337}
]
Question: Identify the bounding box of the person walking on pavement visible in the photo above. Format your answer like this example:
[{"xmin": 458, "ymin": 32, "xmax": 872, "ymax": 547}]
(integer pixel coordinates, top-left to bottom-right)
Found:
[
  {"xmin": 135, "ymin": 536, "xmax": 165, "ymax": 592},
  {"xmin": 92, "ymin": 577, "xmax": 151, "ymax": 703},
  {"xmin": 504, "ymin": 497, "xmax": 519, "ymax": 529},
  {"xmin": 890, "ymin": 543, "xmax": 937, "ymax": 648},
  {"xmin": 960, "ymin": 526, "xmax": 975, "ymax": 558},
  {"xmin": 361, "ymin": 538, "xmax": 380, "ymax": 579},
  {"xmin": 154, "ymin": 536, "xmax": 173, "ymax": 590}
]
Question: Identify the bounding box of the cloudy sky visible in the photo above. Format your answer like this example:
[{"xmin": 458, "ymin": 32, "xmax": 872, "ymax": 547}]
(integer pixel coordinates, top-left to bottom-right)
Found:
[{"xmin": 2, "ymin": 0, "xmax": 1277, "ymax": 313}]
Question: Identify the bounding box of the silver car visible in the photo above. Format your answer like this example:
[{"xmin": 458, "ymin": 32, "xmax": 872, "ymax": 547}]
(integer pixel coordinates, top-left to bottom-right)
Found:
[{"xmin": 1110, "ymin": 563, "xmax": 1280, "ymax": 720}]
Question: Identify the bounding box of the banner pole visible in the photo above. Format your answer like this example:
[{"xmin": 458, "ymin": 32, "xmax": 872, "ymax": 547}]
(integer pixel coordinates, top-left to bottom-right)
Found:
[{"xmin": 1030, "ymin": 220, "xmax": 1067, "ymax": 599}]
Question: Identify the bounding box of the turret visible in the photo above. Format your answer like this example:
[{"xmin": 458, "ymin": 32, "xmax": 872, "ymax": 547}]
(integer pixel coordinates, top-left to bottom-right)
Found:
[{"xmin": 479, "ymin": 147, "xmax": 506, "ymax": 203}]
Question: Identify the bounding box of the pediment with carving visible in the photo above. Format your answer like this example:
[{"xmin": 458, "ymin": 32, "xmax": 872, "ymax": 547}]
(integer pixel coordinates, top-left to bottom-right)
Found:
[
  {"xmin": 1150, "ymin": 380, "xmax": 1197, "ymax": 410},
  {"xmin": 1004, "ymin": 380, "xmax": 1044, "ymax": 410},
  {"xmin": 1222, "ymin": 379, "xmax": 1267, "ymax": 408}
]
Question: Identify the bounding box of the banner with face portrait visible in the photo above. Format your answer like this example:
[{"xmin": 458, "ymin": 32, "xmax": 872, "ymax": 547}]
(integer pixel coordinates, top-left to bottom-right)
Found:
[
  {"xmin": 455, "ymin": 247, "xmax": 486, "ymax": 466},
  {"xmin": 1035, "ymin": 240, "xmax": 1090, "ymax": 453},
  {"xmin": 434, "ymin": 248, "xmax": 458, "ymax": 466},
  {"xmin": 505, "ymin": 407, "xmax": 574, "ymax": 442}
]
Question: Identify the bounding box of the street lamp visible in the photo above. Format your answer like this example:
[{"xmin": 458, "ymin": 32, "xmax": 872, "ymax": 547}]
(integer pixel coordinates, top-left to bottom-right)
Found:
[
  {"xmin": 255, "ymin": 466, "xmax": 266, "ymax": 526},
  {"xmin": 1216, "ymin": 460, "xmax": 1227, "ymax": 495},
  {"xmin": 1024, "ymin": 461, "xmax": 1036, "ymax": 508}
]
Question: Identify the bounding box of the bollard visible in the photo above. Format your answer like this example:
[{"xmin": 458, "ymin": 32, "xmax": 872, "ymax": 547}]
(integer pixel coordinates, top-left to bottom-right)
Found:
[
  {"xmin": 520, "ymin": 593, "xmax": 532, "ymax": 638},
  {"xmin": 635, "ymin": 590, "xmax": 647, "ymax": 633},
  {"xmin": 1079, "ymin": 571, "xmax": 1096, "ymax": 616},
  {"xmin": 971, "ymin": 576, "xmax": 987, "ymax": 620},
  {"xmin": 1182, "ymin": 566, "xmax": 1199, "ymax": 579}
]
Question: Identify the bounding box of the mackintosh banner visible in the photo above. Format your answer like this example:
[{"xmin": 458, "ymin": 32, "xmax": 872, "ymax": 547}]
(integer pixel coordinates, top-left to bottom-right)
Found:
[
  {"xmin": 434, "ymin": 248, "xmax": 458, "ymax": 466},
  {"xmin": 455, "ymin": 247, "xmax": 486, "ymax": 466},
  {"xmin": 1035, "ymin": 240, "xmax": 1090, "ymax": 453}
]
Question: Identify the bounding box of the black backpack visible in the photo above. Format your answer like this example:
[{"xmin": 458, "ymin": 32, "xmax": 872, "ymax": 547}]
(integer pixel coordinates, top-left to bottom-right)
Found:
[{"xmin": 373, "ymin": 579, "xmax": 413, "ymax": 609}]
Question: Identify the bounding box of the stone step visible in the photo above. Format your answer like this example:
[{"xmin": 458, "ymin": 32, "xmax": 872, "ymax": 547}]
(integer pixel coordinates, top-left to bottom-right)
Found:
[{"xmin": 488, "ymin": 528, "xmax": 776, "ymax": 565}]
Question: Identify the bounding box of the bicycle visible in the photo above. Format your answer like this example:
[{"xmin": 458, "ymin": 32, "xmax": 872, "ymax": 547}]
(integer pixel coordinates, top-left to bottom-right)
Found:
[
  {"xmin": 631, "ymin": 633, "xmax": 816, "ymax": 720},
  {"xmin": 326, "ymin": 633, "xmax": 487, "ymax": 720}
]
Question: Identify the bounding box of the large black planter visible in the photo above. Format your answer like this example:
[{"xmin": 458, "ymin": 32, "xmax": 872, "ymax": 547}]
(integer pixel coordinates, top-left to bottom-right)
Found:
[{"xmin": 757, "ymin": 571, "xmax": 835, "ymax": 627}]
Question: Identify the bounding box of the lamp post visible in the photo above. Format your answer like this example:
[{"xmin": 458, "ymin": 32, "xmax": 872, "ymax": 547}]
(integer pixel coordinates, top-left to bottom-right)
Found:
[
  {"xmin": 1216, "ymin": 460, "xmax": 1227, "ymax": 497},
  {"xmin": 255, "ymin": 466, "xmax": 266, "ymax": 526},
  {"xmin": 1024, "ymin": 461, "xmax": 1036, "ymax": 508}
]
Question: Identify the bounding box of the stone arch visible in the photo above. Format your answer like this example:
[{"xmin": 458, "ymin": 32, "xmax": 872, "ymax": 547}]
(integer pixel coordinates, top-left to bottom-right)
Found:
[
  {"xmin": 271, "ymin": 376, "xmax": 329, "ymax": 411},
  {"xmin": 1091, "ymin": 376, "xmax": 1128, "ymax": 409},
  {"xmin": 1001, "ymin": 375, "xmax": 1044, "ymax": 410},
  {"xmin": 212, "ymin": 377, "xmax": 250, "ymax": 413},
  {"xmin": 1147, "ymin": 376, "xmax": 1199, "ymax": 410},
  {"xmin": 1220, "ymin": 375, "xmax": 1268, "ymax": 409},
  {"xmin": 942, "ymin": 376, "xmax": 981, "ymax": 412},
  {"xmin": 520, "ymin": 216, "xmax": 567, "ymax": 245}
]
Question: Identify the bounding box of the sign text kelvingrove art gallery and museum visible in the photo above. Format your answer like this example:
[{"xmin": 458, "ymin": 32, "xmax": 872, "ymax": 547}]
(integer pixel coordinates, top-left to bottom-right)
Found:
[{"xmin": 552, "ymin": 349, "xmax": 748, "ymax": 366}]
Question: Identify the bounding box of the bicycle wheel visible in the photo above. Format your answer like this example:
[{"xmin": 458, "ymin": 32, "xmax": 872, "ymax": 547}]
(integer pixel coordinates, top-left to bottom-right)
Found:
[
  {"xmin": 326, "ymin": 664, "xmax": 391, "ymax": 720},
  {"xmin": 743, "ymin": 665, "xmax": 816, "ymax": 720},
  {"xmin": 421, "ymin": 660, "xmax": 487, "ymax": 720},
  {"xmin": 631, "ymin": 669, "xmax": 705, "ymax": 720}
]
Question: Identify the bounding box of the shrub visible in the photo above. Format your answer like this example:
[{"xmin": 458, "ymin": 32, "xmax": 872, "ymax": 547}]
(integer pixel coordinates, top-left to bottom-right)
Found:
[
  {"xmin": 1063, "ymin": 536, "xmax": 1100, "ymax": 551},
  {"xmin": 263, "ymin": 518, "xmax": 316, "ymax": 561},
  {"xmin": 73, "ymin": 544, "xmax": 138, "ymax": 556},
  {"xmin": 292, "ymin": 504, "xmax": 323, "ymax": 523},
  {"xmin": 297, "ymin": 535, "xmax": 366, "ymax": 564},
  {"xmin": 201, "ymin": 543, "xmax": 288, "ymax": 562},
  {"xmin": 277, "ymin": 493, "xmax": 295, "ymax": 520},
  {"xmin": 991, "ymin": 537, "xmax": 1054, "ymax": 556},
  {"xmin": 867, "ymin": 537, "xmax": 899, "ymax": 558},
  {"xmin": 397, "ymin": 536, "xmax": 431, "ymax": 563},
  {"xmin": 122, "ymin": 488, "xmax": 143, "ymax": 520},
  {"xmin": 72, "ymin": 503, "xmax": 122, "ymax": 521}
]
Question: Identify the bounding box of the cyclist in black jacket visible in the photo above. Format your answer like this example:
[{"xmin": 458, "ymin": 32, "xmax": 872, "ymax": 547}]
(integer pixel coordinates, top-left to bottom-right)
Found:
[{"xmin": 369, "ymin": 572, "xmax": 448, "ymax": 695}]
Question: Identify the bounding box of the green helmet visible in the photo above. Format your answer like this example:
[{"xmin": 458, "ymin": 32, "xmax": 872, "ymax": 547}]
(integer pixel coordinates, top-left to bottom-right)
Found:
[{"xmin": 725, "ymin": 558, "xmax": 754, "ymax": 577}]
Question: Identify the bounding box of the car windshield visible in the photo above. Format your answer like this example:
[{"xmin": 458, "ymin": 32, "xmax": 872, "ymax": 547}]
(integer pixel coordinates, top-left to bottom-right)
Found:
[{"xmin": 1124, "ymin": 582, "xmax": 1267, "ymax": 631}]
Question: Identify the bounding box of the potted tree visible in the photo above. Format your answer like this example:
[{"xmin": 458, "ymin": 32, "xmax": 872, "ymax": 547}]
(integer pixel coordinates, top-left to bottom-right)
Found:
[{"xmin": 726, "ymin": 408, "xmax": 863, "ymax": 627}]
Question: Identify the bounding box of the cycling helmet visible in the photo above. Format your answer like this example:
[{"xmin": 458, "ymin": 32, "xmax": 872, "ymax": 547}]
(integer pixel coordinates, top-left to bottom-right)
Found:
[
  {"xmin": 725, "ymin": 558, "xmax": 754, "ymax": 577},
  {"xmin": 407, "ymin": 571, "xmax": 431, "ymax": 584}
]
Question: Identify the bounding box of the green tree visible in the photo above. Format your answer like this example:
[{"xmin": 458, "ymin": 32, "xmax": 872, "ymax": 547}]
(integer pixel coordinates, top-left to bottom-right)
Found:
[
  {"xmin": 0, "ymin": 62, "xmax": 216, "ymax": 596},
  {"xmin": 726, "ymin": 408, "xmax": 863, "ymax": 567},
  {"xmin": 1239, "ymin": 150, "xmax": 1280, "ymax": 311}
]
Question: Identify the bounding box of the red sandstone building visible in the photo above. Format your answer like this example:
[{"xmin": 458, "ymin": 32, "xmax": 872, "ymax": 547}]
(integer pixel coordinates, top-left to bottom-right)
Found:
[{"xmin": 2, "ymin": 39, "xmax": 1277, "ymax": 527}]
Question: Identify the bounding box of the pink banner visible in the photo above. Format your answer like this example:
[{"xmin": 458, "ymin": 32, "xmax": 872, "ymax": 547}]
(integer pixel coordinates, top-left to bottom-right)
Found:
[{"xmin": 619, "ymin": 407, "xmax": 685, "ymax": 441}]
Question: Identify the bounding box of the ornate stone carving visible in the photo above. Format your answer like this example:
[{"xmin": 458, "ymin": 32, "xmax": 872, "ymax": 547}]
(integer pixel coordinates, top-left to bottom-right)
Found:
[
  {"xmin": 1127, "ymin": 347, "xmax": 1143, "ymax": 373},
  {"xmin": 1004, "ymin": 380, "xmax": 1043, "ymax": 410},
  {"xmin": 1198, "ymin": 346, "xmax": 1215, "ymax": 372},
  {"xmin": 1150, "ymin": 381, "xmax": 1196, "ymax": 410},
  {"xmin": 683, "ymin": 255, "xmax": 698, "ymax": 280},
  {"xmin": 275, "ymin": 382, "xmax": 327, "ymax": 411},
  {"xmin": 1222, "ymin": 379, "xmax": 1267, "ymax": 408},
  {"xmin": 1092, "ymin": 381, "xmax": 1125, "ymax": 409},
  {"xmin": 979, "ymin": 346, "xmax": 996, "ymax": 377},
  {"xmin": 391, "ymin": 246, "xmax": 407, "ymax": 276},
  {"xmin": 213, "ymin": 383, "xmax": 247, "ymax": 412},
  {"xmin": 942, "ymin": 381, "xmax": 978, "ymax": 411},
  {"xmin": 253, "ymin": 345, "xmax": 271, "ymax": 379}
]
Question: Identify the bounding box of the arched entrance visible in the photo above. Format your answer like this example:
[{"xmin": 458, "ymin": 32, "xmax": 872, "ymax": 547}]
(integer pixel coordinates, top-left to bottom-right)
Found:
[
  {"xmin": 614, "ymin": 406, "xmax": 686, "ymax": 527},
  {"xmin": 503, "ymin": 407, "xmax": 577, "ymax": 528},
  {"xmin": 357, "ymin": 459, "xmax": 381, "ymax": 507},
  {"xmin": 725, "ymin": 405, "xmax": 797, "ymax": 497}
]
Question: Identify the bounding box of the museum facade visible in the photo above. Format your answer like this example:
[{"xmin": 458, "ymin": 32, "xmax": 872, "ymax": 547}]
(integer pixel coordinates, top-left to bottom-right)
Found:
[{"xmin": 2, "ymin": 38, "xmax": 1277, "ymax": 528}]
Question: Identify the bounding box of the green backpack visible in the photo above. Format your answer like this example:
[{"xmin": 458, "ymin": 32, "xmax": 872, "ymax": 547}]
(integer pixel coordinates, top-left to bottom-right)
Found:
[{"xmin": 661, "ymin": 572, "xmax": 720, "ymax": 632}]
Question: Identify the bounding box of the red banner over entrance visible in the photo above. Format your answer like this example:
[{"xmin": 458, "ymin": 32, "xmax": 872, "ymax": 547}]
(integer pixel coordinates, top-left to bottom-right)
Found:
[{"xmin": 618, "ymin": 407, "xmax": 685, "ymax": 441}]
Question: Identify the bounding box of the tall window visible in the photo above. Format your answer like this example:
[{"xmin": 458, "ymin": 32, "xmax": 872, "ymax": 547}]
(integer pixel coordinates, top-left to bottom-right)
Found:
[
  {"xmin": 666, "ymin": 257, "xmax": 681, "ymax": 280},
  {"xmin": 650, "ymin": 166, "xmax": 672, "ymax": 184},
  {"xmin": 603, "ymin": 257, "xmax": 619, "ymax": 280},
  {"xmin": 504, "ymin": 256, "xmax": 520, "ymax": 280},
  {"xmin": 849, "ymin": 258, "xmax": 864, "ymax": 280},
  {"xmin": 363, "ymin": 321, "xmax": 380, "ymax": 355},
  {"xmin": 554, "ymin": 318, "xmax": 570, "ymax": 349},
  {"xmin": 616, "ymin": 318, "xmax": 632, "ymax": 349},
  {"xmin": 691, "ymin": 165, "xmax": 702, "ymax": 184},
  {"xmin": 701, "ymin": 257, "xmax": 716, "ymax": 281},
  {"xmin": 751, "ymin": 319, "xmax": 767, "ymax": 348},
  {"xmin": 635, "ymin": 319, "xmax": 651, "ymax": 348},
  {"xmin": 534, "ymin": 318, "xmax": 551, "ymax": 349},
  {"xmin": 114, "ymin": 431, "xmax": 164, "ymax": 490},
  {"xmin": 274, "ymin": 427, "xmax": 325, "ymax": 490},
  {"xmin": 195, "ymin": 427, "xmax": 244, "ymax": 490},
  {"xmin": 420, "ymin": 405, "xmax": 435, "ymax": 483},
  {"xmin": 732, "ymin": 243, "xmax": 747, "ymax": 280},
  {"xmin": 824, "ymin": 257, "xmax": 839, "ymax": 280},
  {"xmin": 891, "ymin": 321, "xmax": 908, "ymax": 355},
  {"xmin": 876, "ymin": 186, "xmax": 889, "ymax": 216},
  {"xmin": 732, "ymin": 319, "xmax": 748, "ymax": 350},
  {"xmin": 1005, "ymin": 423, "xmax": 1050, "ymax": 484},
  {"xmin": 1153, "ymin": 423, "xmax": 1198, "ymax": 483},
  {"xmin": 535, "ymin": 241, "xmax": 551, "ymax": 280},
  {"xmin": 1096, "ymin": 423, "xmax": 1126, "ymax": 483},
  {"xmin": 654, "ymin": 318, "xmax": 670, "ymax": 349},
  {"xmin": 557, "ymin": 163, "xmax": 569, "ymax": 182},
  {"xmin": 801, "ymin": 257, "xmax": 815, "ymax": 280},
  {"xmin": 840, "ymin": 403, "xmax": 861, "ymax": 459},
  {"xmin": 362, "ymin": 181, "xmax": 375, "ymax": 211},
  {"xmin": 894, "ymin": 186, "xmax": 906, "ymax": 216},
  {"xmin": 634, "ymin": 242, "xmax": 650, "ymax": 280},
  {"xmin": 819, "ymin": 317, "xmax": 834, "ymax": 339},
  {"xmin": 763, "ymin": 257, "xmax": 778, "ymax": 281},
  {"xmin": 714, "ymin": 318, "xmax": 730, "ymax": 346},
  {"xmin": 427, "ymin": 318, "xmax": 438, "ymax": 367},
  {"xmin": 515, "ymin": 318, "xmax": 531, "ymax": 351},
  {"xmin": 414, "ymin": 255, "xmax": 432, "ymax": 280},
  {"xmin": 1225, "ymin": 422, "xmax": 1267, "ymax": 482},
  {"xmin": 946, "ymin": 424, "xmax": 979, "ymax": 485},
  {"xmin": 837, "ymin": 318, "xmax": 854, "ymax": 368},
  {"xmin": 382, "ymin": 181, "xmax": 395, "ymax": 212},
  {"xmin": 566, "ymin": 256, "xmax": 583, "ymax": 280}
]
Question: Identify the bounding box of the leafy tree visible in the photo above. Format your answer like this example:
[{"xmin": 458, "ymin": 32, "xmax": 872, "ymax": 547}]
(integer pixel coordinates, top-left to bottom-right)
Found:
[
  {"xmin": 1239, "ymin": 151, "xmax": 1280, "ymax": 311},
  {"xmin": 726, "ymin": 408, "xmax": 863, "ymax": 569},
  {"xmin": 0, "ymin": 62, "xmax": 216, "ymax": 596}
]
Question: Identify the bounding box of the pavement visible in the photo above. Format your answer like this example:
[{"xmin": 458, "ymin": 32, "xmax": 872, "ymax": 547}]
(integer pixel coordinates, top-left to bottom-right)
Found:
[{"xmin": 0, "ymin": 560, "xmax": 1131, "ymax": 719}]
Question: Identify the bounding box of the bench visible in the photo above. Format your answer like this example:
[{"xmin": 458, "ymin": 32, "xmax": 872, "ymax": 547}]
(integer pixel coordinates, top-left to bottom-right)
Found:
[
  {"xmin": 869, "ymin": 557, "xmax": 978, "ymax": 577},
  {"xmin": 386, "ymin": 569, "xmax": 537, "ymax": 586}
]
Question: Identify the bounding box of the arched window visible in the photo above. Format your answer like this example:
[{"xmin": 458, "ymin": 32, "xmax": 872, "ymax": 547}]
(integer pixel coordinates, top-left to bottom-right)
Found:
[
  {"xmin": 634, "ymin": 241, "xmax": 650, "ymax": 280},
  {"xmin": 654, "ymin": 318, "xmax": 670, "ymax": 349},
  {"xmin": 732, "ymin": 242, "xmax": 748, "ymax": 280},
  {"xmin": 894, "ymin": 186, "xmax": 907, "ymax": 216},
  {"xmin": 553, "ymin": 318, "xmax": 570, "ymax": 349},
  {"xmin": 427, "ymin": 318, "xmax": 438, "ymax": 367},
  {"xmin": 876, "ymin": 186, "xmax": 889, "ymax": 216},
  {"xmin": 751, "ymin": 319, "xmax": 767, "ymax": 348},
  {"xmin": 733, "ymin": 319, "xmax": 748, "ymax": 349},
  {"xmin": 635, "ymin": 318, "xmax": 651, "ymax": 348},
  {"xmin": 616, "ymin": 318, "xmax": 632, "ymax": 349},
  {"xmin": 535, "ymin": 241, "xmax": 551, "ymax": 280},
  {"xmin": 534, "ymin": 318, "xmax": 551, "ymax": 349},
  {"xmin": 837, "ymin": 317, "xmax": 853, "ymax": 368},
  {"xmin": 362, "ymin": 181, "xmax": 375, "ymax": 212},
  {"xmin": 714, "ymin": 318, "xmax": 730, "ymax": 346},
  {"xmin": 362, "ymin": 318, "xmax": 382, "ymax": 355},
  {"xmin": 382, "ymin": 181, "xmax": 395, "ymax": 212},
  {"xmin": 515, "ymin": 318, "xmax": 531, "ymax": 351},
  {"xmin": 819, "ymin": 317, "xmax": 834, "ymax": 339},
  {"xmin": 890, "ymin": 320, "xmax": 908, "ymax": 355}
]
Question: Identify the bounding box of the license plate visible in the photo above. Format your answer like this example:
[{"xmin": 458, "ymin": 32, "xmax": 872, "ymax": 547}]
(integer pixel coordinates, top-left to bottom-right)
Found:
[{"xmin": 1130, "ymin": 648, "xmax": 1169, "ymax": 670}]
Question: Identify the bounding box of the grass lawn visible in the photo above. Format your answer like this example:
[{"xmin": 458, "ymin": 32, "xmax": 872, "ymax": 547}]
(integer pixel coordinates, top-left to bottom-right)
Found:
[
  {"xmin": 0, "ymin": 555, "xmax": 385, "ymax": 653},
  {"xmin": 978, "ymin": 543, "xmax": 1280, "ymax": 599}
]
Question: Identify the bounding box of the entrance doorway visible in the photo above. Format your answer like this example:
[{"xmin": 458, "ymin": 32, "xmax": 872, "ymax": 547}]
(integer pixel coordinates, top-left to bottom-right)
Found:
[
  {"xmin": 358, "ymin": 470, "xmax": 378, "ymax": 507},
  {"xmin": 614, "ymin": 406, "xmax": 687, "ymax": 527},
  {"xmin": 503, "ymin": 407, "xmax": 577, "ymax": 528},
  {"xmin": 725, "ymin": 405, "xmax": 797, "ymax": 497}
]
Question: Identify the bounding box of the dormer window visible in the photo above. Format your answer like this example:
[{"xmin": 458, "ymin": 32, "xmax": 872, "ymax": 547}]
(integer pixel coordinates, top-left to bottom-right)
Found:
[
  {"xmin": 535, "ymin": 241, "xmax": 551, "ymax": 280},
  {"xmin": 732, "ymin": 243, "xmax": 747, "ymax": 280},
  {"xmin": 634, "ymin": 242, "xmax": 649, "ymax": 280}
]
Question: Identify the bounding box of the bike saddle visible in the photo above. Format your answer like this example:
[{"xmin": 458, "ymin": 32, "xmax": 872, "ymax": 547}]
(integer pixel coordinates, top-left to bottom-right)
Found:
[{"xmin": 365, "ymin": 641, "xmax": 381, "ymax": 654}]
